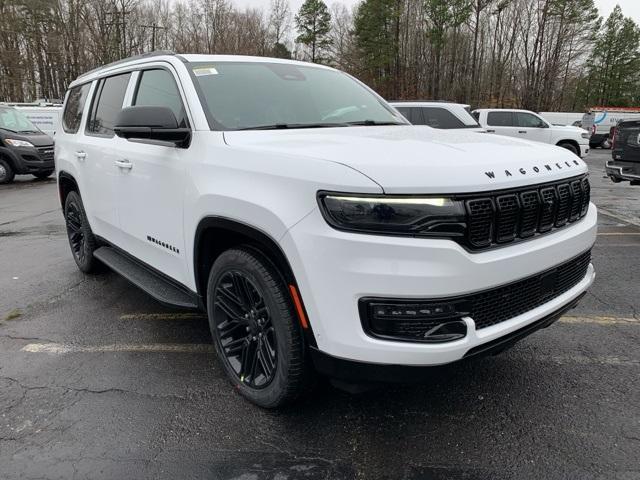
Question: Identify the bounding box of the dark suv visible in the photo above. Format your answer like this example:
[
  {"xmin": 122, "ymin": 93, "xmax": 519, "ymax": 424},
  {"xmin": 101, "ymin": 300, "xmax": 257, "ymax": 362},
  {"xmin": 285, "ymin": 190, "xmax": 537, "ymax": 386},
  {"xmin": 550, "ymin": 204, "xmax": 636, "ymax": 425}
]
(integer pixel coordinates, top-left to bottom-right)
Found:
[
  {"xmin": 608, "ymin": 120, "xmax": 640, "ymax": 185},
  {"xmin": 0, "ymin": 106, "xmax": 55, "ymax": 184}
]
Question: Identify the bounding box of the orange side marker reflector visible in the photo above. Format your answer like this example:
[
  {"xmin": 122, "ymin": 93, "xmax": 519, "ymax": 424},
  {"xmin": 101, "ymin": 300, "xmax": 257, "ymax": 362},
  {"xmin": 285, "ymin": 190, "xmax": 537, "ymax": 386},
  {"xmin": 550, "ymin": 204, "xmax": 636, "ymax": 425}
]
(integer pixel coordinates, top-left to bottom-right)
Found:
[{"xmin": 289, "ymin": 285, "xmax": 309, "ymax": 329}]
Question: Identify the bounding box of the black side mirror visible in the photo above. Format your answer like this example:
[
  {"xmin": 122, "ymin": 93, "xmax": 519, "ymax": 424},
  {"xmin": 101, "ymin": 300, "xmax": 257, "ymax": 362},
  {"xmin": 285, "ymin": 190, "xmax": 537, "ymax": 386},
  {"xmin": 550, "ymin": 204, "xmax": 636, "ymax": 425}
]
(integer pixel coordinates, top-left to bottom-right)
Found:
[{"xmin": 114, "ymin": 106, "xmax": 191, "ymax": 148}]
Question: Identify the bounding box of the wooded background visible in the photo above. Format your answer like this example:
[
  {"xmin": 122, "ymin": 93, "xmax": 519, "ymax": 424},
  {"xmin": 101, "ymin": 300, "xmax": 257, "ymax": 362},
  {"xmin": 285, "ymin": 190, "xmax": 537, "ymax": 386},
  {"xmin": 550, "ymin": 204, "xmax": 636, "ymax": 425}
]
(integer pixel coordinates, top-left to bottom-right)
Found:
[{"xmin": 0, "ymin": 0, "xmax": 638, "ymax": 111}]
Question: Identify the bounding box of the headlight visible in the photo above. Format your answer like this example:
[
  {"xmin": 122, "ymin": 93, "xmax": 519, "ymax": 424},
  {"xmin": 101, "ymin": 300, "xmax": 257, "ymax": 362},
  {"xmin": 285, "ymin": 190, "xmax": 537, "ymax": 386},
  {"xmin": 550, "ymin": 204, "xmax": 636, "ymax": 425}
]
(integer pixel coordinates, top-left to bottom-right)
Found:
[
  {"xmin": 4, "ymin": 139, "xmax": 35, "ymax": 148},
  {"xmin": 581, "ymin": 132, "xmax": 590, "ymax": 139},
  {"xmin": 318, "ymin": 192, "xmax": 467, "ymax": 237}
]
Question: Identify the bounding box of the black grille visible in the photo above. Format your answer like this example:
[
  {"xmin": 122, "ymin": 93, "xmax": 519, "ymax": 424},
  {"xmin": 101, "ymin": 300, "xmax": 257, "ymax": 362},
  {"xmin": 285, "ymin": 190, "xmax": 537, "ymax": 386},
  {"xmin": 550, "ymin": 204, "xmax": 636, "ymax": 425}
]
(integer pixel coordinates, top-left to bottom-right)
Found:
[
  {"xmin": 36, "ymin": 145, "xmax": 54, "ymax": 161},
  {"xmin": 464, "ymin": 175, "xmax": 590, "ymax": 250},
  {"xmin": 469, "ymin": 250, "xmax": 591, "ymax": 329}
]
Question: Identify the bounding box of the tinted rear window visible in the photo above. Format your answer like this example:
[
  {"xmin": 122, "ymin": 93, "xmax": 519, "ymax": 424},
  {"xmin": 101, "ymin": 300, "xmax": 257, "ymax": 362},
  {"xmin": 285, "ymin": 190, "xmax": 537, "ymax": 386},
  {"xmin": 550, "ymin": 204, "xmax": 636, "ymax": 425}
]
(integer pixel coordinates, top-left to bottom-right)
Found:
[
  {"xmin": 86, "ymin": 73, "xmax": 131, "ymax": 137},
  {"xmin": 420, "ymin": 107, "xmax": 473, "ymax": 129},
  {"xmin": 617, "ymin": 123, "xmax": 640, "ymax": 147},
  {"xmin": 487, "ymin": 111, "xmax": 514, "ymax": 126},
  {"xmin": 62, "ymin": 83, "xmax": 91, "ymax": 133}
]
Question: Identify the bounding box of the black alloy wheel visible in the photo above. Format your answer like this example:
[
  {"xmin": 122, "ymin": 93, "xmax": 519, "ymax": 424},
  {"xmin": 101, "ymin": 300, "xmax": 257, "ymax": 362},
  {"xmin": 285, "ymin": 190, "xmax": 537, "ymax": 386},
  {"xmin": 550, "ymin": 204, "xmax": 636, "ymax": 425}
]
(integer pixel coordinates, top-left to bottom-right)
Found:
[
  {"xmin": 207, "ymin": 247, "xmax": 312, "ymax": 408},
  {"xmin": 64, "ymin": 191, "xmax": 100, "ymax": 273},
  {"xmin": 213, "ymin": 270, "xmax": 278, "ymax": 388}
]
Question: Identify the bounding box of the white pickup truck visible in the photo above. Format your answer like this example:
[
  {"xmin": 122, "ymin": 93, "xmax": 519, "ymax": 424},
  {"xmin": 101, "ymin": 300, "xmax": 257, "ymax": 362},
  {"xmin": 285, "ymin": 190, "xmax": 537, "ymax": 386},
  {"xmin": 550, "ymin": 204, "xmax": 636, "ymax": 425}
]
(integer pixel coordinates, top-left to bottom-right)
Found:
[{"xmin": 473, "ymin": 109, "xmax": 590, "ymax": 157}]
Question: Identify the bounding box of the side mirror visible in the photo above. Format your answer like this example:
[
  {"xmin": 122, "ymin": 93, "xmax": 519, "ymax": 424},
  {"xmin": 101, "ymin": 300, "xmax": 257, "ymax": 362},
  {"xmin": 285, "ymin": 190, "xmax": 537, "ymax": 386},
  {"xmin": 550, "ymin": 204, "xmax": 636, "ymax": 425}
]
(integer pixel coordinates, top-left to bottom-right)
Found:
[{"xmin": 114, "ymin": 106, "xmax": 191, "ymax": 148}]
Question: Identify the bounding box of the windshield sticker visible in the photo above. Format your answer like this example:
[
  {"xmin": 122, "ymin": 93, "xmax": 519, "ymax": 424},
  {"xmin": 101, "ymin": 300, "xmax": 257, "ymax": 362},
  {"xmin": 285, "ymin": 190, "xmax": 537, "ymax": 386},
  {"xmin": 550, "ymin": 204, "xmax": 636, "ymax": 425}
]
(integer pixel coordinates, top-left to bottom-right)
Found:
[{"xmin": 193, "ymin": 67, "xmax": 218, "ymax": 77}]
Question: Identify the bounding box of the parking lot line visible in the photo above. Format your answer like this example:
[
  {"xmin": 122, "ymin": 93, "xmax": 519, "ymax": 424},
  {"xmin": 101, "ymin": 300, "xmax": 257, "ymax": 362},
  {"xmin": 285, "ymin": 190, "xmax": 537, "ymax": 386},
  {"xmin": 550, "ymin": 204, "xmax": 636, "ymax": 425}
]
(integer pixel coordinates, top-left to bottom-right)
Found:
[
  {"xmin": 597, "ymin": 208, "xmax": 640, "ymax": 227},
  {"xmin": 119, "ymin": 313, "xmax": 206, "ymax": 321},
  {"xmin": 19, "ymin": 342, "xmax": 638, "ymax": 366},
  {"xmin": 597, "ymin": 232, "xmax": 640, "ymax": 236},
  {"xmin": 560, "ymin": 315, "xmax": 639, "ymax": 325},
  {"xmin": 21, "ymin": 343, "xmax": 214, "ymax": 354}
]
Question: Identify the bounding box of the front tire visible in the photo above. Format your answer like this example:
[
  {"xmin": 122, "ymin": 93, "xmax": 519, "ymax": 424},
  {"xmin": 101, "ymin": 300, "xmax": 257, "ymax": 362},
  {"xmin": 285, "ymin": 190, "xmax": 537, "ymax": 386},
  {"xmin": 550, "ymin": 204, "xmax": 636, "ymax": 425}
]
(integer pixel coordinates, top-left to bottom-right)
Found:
[
  {"xmin": 64, "ymin": 191, "xmax": 101, "ymax": 273},
  {"xmin": 0, "ymin": 158, "xmax": 15, "ymax": 184},
  {"xmin": 558, "ymin": 142, "xmax": 579, "ymax": 156},
  {"xmin": 206, "ymin": 247, "xmax": 310, "ymax": 408}
]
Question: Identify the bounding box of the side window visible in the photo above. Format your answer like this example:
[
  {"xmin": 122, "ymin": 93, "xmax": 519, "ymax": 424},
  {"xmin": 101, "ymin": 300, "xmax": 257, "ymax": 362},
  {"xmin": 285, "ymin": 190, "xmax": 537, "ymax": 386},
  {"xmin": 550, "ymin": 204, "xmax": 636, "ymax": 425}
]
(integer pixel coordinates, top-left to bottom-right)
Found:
[
  {"xmin": 86, "ymin": 73, "xmax": 131, "ymax": 137},
  {"xmin": 395, "ymin": 107, "xmax": 410, "ymax": 122},
  {"xmin": 487, "ymin": 111, "xmax": 514, "ymax": 127},
  {"xmin": 516, "ymin": 112, "xmax": 546, "ymax": 128},
  {"xmin": 62, "ymin": 83, "xmax": 91, "ymax": 134},
  {"xmin": 134, "ymin": 69, "xmax": 188, "ymax": 127},
  {"xmin": 421, "ymin": 107, "xmax": 466, "ymax": 129},
  {"xmin": 408, "ymin": 108, "xmax": 425, "ymax": 125},
  {"xmin": 471, "ymin": 111, "xmax": 480, "ymax": 122}
]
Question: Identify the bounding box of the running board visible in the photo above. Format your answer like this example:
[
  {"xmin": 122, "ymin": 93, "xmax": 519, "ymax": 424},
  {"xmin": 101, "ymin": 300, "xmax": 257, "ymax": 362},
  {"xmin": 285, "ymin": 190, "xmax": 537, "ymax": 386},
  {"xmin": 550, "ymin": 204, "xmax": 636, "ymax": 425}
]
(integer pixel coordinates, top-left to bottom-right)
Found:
[{"xmin": 93, "ymin": 246, "xmax": 199, "ymax": 309}]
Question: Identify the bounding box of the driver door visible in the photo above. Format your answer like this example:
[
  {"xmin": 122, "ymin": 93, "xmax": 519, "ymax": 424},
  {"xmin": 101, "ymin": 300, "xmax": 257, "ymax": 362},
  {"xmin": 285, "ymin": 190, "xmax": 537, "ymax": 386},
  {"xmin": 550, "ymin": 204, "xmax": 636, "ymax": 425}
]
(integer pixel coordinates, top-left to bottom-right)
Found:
[{"xmin": 114, "ymin": 67, "xmax": 191, "ymax": 285}]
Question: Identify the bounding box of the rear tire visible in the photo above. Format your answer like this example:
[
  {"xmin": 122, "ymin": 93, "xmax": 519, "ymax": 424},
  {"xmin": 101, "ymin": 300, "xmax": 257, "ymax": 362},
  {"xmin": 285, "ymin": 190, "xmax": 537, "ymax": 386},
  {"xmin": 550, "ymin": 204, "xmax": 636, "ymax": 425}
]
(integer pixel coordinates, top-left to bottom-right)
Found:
[
  {"xmin": 64, "ymin": 191, "xmax": 101, "ymax": 273},
  {"xmin": 558, "ymin": 142, "xmax": 579, "ymax": 156},
  {"xmin": 206, "ymin": 247, "xmax": 311, "ymax": 408},
  {"xmin": 0, "ymin": 158, "xmax": 15, "ymax": 184},
  {"xmin": 33, "ymin": 170, "xmax": 54, "ymax": 180}
]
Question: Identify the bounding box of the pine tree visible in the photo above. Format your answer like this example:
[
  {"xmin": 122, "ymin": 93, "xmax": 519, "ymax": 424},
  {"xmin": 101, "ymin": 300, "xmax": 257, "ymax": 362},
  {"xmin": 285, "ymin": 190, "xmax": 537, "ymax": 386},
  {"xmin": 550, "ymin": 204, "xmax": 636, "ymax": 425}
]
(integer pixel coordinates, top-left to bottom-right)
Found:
[
  {"xmin": 295, "ymin": 0, "xmax": 332, "ymax": 63},
  {"xmin": 354, "ymin": 0, "xmax": 403, "ymax": 98}
]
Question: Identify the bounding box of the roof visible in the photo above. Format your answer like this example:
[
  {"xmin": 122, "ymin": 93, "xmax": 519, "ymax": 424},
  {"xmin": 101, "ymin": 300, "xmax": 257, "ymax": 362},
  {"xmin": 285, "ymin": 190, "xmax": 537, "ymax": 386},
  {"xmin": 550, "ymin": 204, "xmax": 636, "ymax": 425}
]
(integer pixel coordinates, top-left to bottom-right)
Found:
[{"xmin": 72, "ymin": 51, "xmax": 334, "ymax": 86}]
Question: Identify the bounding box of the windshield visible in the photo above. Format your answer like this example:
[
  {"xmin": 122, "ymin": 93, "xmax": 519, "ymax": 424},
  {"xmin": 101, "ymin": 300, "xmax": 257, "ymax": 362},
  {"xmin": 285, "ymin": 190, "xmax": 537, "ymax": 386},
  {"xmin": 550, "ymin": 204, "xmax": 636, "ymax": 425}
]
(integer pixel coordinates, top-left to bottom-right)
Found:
[
  {"xmin": 0, "ymin": 107, "xmax": 40, "ymax": 133},
  {"xmin": 189, "ymin": 62, "xmax": 406, "ymax": 130}
]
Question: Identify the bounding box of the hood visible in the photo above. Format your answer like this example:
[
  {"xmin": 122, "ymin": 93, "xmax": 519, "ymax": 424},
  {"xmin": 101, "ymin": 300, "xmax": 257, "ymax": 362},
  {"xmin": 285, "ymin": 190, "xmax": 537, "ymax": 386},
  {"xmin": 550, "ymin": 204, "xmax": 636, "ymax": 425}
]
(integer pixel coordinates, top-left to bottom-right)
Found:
[
  {"xmin": 0, "ymin": 128, "xmax": 54, "ymax": 147},
  {"xmin": 553, "ymin": 125, "xmax": 588, "ymax": 134},
  {"xmin": 223, "ymin": 126, "xmax": 587, "ymax": 194}
]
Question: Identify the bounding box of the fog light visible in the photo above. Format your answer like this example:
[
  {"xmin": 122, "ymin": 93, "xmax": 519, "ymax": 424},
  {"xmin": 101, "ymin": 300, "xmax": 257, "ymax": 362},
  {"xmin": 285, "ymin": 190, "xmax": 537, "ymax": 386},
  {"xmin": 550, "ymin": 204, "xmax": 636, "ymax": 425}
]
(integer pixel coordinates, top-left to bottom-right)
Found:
[{"xmin": 360, "ymin": 299, "xmax": 470, "ymax": 343}]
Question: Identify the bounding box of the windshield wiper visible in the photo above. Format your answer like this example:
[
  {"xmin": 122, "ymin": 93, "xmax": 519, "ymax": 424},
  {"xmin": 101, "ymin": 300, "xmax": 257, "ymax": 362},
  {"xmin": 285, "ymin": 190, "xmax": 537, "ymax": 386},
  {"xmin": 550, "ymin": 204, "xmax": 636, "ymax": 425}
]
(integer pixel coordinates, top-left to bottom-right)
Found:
[
  {"xmin": 0, "ymin": 126, "xmax": 18, "ymax": 133},
  {"xmin": 19, "ymin": 130, "xmax": 40, "ymax": 134},
  {"xmin": 236, "ymin": 123, "xmax": 349, "ymax": 131},
  {"xmin": 345, "ymin": 120, "xmax": 405, "ymax": 126}
]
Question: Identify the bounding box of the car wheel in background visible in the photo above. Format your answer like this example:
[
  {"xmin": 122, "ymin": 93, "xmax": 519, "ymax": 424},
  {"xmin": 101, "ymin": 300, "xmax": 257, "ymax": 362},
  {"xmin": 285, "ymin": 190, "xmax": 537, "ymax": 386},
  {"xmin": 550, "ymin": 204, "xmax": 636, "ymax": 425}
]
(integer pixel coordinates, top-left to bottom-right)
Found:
[
  {"xmin": 558, "ymin": 142, "xmax": 579, "ymax": 156},
  {"xmin": 0, "ymin": 158, "xmax": 15, "ymax": 184},
  {"xmin": 64, "ymin": 191, "xmax": 101, "ymax": 273},
  {"xmin": 207, "ymin": 247, "xmax": 312, "ymax": 408}
]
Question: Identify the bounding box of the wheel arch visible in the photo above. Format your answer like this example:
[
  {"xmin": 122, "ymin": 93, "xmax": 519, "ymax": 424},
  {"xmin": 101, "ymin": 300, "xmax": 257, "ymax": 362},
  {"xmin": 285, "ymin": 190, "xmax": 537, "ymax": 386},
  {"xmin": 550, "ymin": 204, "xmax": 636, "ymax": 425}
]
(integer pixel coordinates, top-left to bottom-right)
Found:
[
  {"xmin": 58, "ymin": 170, "xmax": 79, "ymax": 210},
  {"xmin": 193, "ymin": 216, "xmax": 316, "ymax": 345},
  {"xmin": 0, "ymin": 147, "xmax": 19, "ymax": 169},
  {"xmin": 556, "ymin": 139, "xmax": 580, "ymax": 152}
]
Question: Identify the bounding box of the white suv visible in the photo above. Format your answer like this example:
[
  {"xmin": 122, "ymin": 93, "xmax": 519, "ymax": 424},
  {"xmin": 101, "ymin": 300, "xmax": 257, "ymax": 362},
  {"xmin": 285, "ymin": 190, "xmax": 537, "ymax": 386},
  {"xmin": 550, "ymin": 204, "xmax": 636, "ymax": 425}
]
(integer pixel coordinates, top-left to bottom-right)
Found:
[
  {"xmin": 56, "ymin": 53, "xmax": 596, "ymax": 407},
  {"xmin": 473, "ymin": 108, "xmax": 590, "ymax": 157}
]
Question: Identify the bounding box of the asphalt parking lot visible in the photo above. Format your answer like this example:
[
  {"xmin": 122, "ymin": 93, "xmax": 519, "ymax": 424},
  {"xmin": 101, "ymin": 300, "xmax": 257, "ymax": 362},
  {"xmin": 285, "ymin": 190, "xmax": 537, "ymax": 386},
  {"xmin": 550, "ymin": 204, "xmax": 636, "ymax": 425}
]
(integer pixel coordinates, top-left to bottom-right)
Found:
[{"xmin": 1, "ymin": 149, "xmax": 639, "ymax": 480}]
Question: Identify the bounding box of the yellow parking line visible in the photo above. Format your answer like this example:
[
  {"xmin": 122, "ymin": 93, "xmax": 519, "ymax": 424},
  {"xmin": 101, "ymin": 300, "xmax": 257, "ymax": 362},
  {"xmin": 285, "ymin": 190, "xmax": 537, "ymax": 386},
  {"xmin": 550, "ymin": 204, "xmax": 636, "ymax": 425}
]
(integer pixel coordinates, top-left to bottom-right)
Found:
[
  {"xmin": 597, "ymin": 232, "xmax": 640, "ymax": 236},
  {"xmin": 21, "ymin": 343, "xmax": 214, "ymax": 354},
  {"xmin": 548, "ymin": 355, "xmax": 639, "ymax": 366},
  {"xmin": 560, "ymin": 315, "xmax": 638, "ymax": 325},
  {"xmin": 119, "ymin": 313, "xmax": 206, "ymax": 321}
]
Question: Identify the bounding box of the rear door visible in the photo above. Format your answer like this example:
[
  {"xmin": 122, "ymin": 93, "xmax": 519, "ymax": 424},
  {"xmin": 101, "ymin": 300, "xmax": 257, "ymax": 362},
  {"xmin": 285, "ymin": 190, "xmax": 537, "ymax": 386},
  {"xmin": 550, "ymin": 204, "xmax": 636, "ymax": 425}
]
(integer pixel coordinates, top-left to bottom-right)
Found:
[
  {"xmin": 82, "ymin": 72, "xmax": 132, "ymax": 243},
  {"xmin": 617, "ymin": 121, "xmax": 640, "ymax": 162},
  {"xmin": 485, "ymin": 111, "xmax": 518, "ymax": 137}
]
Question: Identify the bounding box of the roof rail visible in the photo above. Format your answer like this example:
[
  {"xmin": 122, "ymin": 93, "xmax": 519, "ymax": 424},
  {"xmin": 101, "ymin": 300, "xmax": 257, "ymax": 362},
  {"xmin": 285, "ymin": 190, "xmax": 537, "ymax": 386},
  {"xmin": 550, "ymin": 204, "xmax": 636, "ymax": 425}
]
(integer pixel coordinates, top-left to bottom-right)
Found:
[{"xmin": 77, "ymin": 50, "xmax": 177, "ymax": 80}]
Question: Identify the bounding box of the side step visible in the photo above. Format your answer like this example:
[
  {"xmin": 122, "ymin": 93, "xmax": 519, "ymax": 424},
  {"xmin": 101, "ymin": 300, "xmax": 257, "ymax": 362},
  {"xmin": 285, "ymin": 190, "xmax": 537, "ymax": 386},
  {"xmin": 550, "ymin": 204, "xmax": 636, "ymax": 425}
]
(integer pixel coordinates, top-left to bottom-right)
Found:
[{"xmin": 94, "ymin": 246, "xmax": 199, "ymax": 309}]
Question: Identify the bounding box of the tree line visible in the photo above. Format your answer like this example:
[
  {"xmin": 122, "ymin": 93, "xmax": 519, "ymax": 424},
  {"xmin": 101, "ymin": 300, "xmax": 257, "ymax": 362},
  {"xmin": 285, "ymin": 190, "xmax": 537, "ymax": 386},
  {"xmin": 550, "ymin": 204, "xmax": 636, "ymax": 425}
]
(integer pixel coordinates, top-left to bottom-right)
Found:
[{"xmin": 0, "ymin": 0, "xmax": 639, "ymax": 111}]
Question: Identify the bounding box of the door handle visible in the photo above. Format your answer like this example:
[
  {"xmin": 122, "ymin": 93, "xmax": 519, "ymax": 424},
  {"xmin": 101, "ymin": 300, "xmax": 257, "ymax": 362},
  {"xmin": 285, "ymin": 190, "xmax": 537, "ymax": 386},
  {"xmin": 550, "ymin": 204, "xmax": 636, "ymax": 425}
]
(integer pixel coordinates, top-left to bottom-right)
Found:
[
  {"xmin": 114, "ymin": 159, "xmax": 133, "ymax": 170},
  {"xmin": 518, "ymin": 130, "xmax": 527, "ymax": 134},
  {"xmin": 486, "ymin": 129, "xmax": 495, "ymax": 133},
  {"xmin": 76, "ymin": 151, "xmax": 87, "ymax": 161}
]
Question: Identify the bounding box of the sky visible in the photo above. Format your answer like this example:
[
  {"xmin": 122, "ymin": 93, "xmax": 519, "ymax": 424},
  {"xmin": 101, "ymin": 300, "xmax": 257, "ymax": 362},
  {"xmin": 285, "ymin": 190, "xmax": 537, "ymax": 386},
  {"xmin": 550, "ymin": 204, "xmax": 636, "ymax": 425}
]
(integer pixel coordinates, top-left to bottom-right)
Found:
[{"xmin": 233, "ymin": 0, "xmax": 640, "ymax": 23}]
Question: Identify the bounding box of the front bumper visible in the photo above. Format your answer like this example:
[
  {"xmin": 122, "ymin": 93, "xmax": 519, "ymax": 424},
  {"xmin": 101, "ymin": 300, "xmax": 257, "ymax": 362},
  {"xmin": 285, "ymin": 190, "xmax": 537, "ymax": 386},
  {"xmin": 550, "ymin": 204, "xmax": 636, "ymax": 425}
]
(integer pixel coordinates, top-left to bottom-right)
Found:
[
  {"xmin": 0, "ymin": 146, "xmax": 55, "ymax": 174},
  {"xmin": 579, "ymin": 143, "xmax": 590, "ymax": 158},
  {"xmin": 606, "ymin": 160, "xmax": 640, "ymax": 182},
  {"xmin": 282, "ymin": 204, "xmax": 597, "ymax": 366}
]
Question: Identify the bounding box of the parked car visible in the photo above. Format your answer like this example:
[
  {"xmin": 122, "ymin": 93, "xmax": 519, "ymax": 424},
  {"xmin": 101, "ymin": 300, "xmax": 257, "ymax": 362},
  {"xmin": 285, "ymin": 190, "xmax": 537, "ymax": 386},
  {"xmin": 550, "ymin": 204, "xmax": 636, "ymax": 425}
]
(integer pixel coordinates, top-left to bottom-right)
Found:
[
  {"xmin": 539, "ymin": 112, "xmax": 584, "ymax": 127},
  {"xmin": 606, "ymin": 119, "xmax": 640, "ymax": 185},
  {"xmin": 0, "ymin": 105, "xmax": 55, "ymax": 183},
  {"xmin": 581, "ymin": 107, "xmax": 640, "ymax": 149},
  {"xmin": 473, "ymin": 108, "xmax": 590, "ymax": 157},
  {"xmin": 57, "ymin": 52, "xmax": 596, "ymax": 407},
  {"xmin": 389, "ymin": 101, "xmax": 484, "ymax": 131}
]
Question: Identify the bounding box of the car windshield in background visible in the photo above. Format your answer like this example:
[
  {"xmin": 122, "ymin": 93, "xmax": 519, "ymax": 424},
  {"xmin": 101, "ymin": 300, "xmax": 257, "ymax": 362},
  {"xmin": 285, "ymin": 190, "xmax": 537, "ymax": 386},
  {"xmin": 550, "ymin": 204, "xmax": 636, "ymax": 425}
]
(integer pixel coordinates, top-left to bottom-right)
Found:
[
  {"xmin": 0, "ymin": 107, "xmax": 40, "ymax": 133},
  {"xmin": 189, "ymin": 62, "xmax": 406, "ymax": 131}
]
